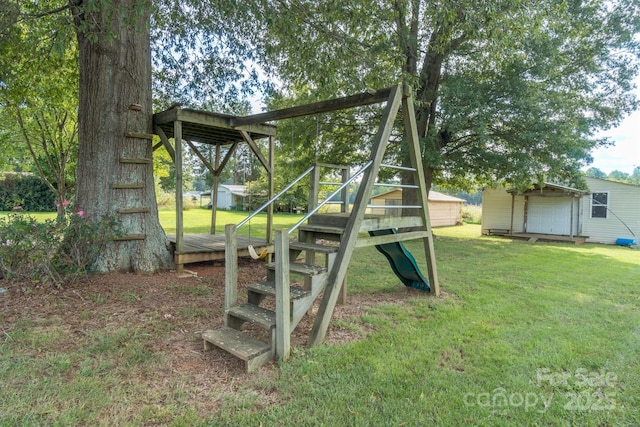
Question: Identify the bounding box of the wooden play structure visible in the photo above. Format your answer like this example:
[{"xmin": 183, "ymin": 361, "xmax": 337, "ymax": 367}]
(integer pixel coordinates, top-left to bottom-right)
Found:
[
  {"xmin": 153, "ymin": 108, "xmax": 277, "ymax": 268},
  {"xmin": 153, "ymin": 84, "xmax": 439, "ymax": 372}
]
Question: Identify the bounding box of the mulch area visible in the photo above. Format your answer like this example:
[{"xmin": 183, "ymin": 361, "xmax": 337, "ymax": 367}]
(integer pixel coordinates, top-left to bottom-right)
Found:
[{"xmin": 1, "ymin": 258, "xmax": 425, "ymax": 409}]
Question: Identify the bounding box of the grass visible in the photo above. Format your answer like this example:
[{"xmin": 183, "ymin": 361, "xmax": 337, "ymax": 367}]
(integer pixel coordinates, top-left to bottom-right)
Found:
[
  {"xmin": 2, "ymin": 217, "xmax": 640, "ymax": 425},
  {"xmin": 159, "ymin": 207, "xmax": 303, "ymax": 238},
  {"xmin": 1, "ymin": 207, "xmax": 304, "ymax": 239}
]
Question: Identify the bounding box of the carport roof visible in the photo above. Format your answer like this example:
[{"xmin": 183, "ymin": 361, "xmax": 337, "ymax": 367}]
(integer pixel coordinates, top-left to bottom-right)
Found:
[{"xmin": 508, "ymin": 182, "xmax": 589, "ymax": 197}]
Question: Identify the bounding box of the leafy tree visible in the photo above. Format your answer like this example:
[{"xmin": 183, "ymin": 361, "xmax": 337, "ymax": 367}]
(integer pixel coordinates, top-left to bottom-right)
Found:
[
  {"xmin": 250, "ymin": 0, "xmax": 640, "ymax": 201},
  {"xmin": 585, "ymin": 167, "xmax": 607, "ymax": 179},
  {"xmin": 607, "ymin": 170, "xmax": 631, "ymax": 183},
  {"xmin": 0, "ymin": 0, "xmax": 77, "ymax": 222},
  {"xmin": 631, "ymin": 166, "xmax": 640, "ymax": 185},
  {"xmin": 2, "ymin": 0, "xmax": 262, "ymax": 272}
]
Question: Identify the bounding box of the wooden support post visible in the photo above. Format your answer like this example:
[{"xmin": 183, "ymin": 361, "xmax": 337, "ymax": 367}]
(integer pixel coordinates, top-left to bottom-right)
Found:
[
  {"xmin": 211, "ymin": 144, "xmax": 220, "ymax": 234},
  {"xmin": 308, "ymin": 84, "xmax": 403, "ymax": 347},
  {"xmin": 309, "ymin": 164, "xmax": 320, "ymax": 211},
  {"xmin": 402, "ymin": 86, "xmax": 440, "ymax": 296},
  {"xmin": 336, "ymin": 164, "xmax": 349, "ymax": 305},
  {"xmin": 510, "ymin": 193, "xmax": 515, "ymax": 235},
  {"xmin": 224, "ymin": 224, "xmax": 238, "ymax": 317},
  {"xmin": 340, "ymin": 167, "xmax": 350, "ymax": 213},
  {"xmin": 267, "ymin": 136, "xmax": 275, "ymax": 246},
  {"xmin": 274, "ymin": 229, "xmax": 291, "ymax": 361},
  {"xmin": 175, "ymin": 120, "xmax": 184, "ymax": 273},
  {"xmin": 337, "ymin": 276, "xmax": 348, "ymax": 305}
]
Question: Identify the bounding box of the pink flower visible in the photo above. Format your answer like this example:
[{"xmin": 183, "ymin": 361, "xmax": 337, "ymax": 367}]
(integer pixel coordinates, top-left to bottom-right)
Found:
[
  {"xmin": 77, "ymin": 210, "xmax": 84, "ymax": 217},
  {"xmin": 12, "ymin": 206, "xmax": 22, "ymax": 210},
  {"xmin": 62, "ymin": 200, "xmax": 69, "ymax": 207}
]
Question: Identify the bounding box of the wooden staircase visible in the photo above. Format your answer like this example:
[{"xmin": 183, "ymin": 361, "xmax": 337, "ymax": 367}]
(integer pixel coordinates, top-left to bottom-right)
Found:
[
  {"xmin": 203, "ymin": 227, "xmax": 340, "ymax": 372},
  {"xmin": 202, "ymin": 84, "xmax": 440, "ymax": 372}
]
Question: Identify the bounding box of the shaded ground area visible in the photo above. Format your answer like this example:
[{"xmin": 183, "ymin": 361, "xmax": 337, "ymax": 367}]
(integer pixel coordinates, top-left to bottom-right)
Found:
[{"xmin": 1, "ymin": 258, "xmax": 424, "ymax": 415}]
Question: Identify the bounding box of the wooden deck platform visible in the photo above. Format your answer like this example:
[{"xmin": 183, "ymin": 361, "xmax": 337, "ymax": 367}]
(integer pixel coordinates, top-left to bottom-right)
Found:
[
  {"xmin": 507, "ymin": 233, "xmax": 588, "ymax": 244},
  {"xmin": 167, "ymin": 234, "xmax": 272, "ymax": 265}
]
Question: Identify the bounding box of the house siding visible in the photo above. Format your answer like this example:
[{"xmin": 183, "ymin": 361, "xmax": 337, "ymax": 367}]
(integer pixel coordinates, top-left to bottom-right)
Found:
[
  {"xmin": 582, "ymin": 177, "xmax": 640, "ymax": 244},
  {"xmin": 368, "ymin": 189, "xmax": 464, "ymax": 227},
  {"xmin": 481, "ymin": 187, "xmax": 526, "ymax": 234},
  {"xmin": 429, "ymin": 201, "xmax": 463, "ymax": 227}
]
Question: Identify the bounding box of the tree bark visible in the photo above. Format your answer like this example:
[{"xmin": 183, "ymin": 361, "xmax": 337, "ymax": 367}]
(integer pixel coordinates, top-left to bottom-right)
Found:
[{"xmin": 72, "ymin": 0, "xmax": 173, "ymax": 272}]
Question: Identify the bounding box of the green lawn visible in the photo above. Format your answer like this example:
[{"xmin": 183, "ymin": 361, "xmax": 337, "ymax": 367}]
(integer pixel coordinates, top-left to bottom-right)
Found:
[
  {"xmin": 1, "ymin": 217, "xmax": 639, "ymax": 425},
  {"xmin": 1, "ymin": 208, "xmax": 304, "ymax": 238},
  {"xmin": 158, "ymin": 207, "xmax": 304, "ymax": 237}
]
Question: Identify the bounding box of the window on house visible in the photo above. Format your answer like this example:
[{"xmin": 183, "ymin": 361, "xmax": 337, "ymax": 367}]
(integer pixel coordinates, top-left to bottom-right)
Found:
[{"xmin": 591, "ymin": 192, "xmax": 608, "ymax": 218}]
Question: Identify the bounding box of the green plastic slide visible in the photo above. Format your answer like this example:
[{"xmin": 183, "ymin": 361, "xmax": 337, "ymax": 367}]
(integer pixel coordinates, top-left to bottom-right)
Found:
[{"xmin": 368, "ymin": 229, "xmax": 430, "ymax": 292}]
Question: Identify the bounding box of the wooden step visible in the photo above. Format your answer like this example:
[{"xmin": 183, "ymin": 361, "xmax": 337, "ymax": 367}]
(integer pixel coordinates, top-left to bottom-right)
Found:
[
  {"xmin": 112, "ymin": 182, "xmax": 144, "ymax": 189},
  {"xmin": 289, "ymin": 241, "xmax": 339, "ymax": 254},
  {"xmin": 265, "ymin": 262, "xmax": 327, "ymax": 277},
  {"xmin": 247, "ymin": 281, "xmax": 311, "ymax": 301},
  {"xmin": 227, "ymin": 303, "xmax": 276, "ymax": 330},
  {"xmin": 125, "ymin": 132, "xmax": 154, "ymax": 140},
  {"xmin": 202, "ymin": 327, "xmax": 272, "ymax": 372},
  {"xmin": 118, "ymin": 207, "xmax": 150, "ymax": 214},
  {"xmin": 297, "ymin": 224, "xmax": 345, "ymax": 235},
  {"xmin": 120, "ymin": 157, "xmax": 152, "ymax": 164},
  {"xmin": 113, "ymin": 234, "xmax": 146, "ymax": 241}
]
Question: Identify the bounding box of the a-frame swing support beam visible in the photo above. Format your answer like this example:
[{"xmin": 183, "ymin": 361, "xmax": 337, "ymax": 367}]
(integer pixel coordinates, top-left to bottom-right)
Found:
[{"xmin": 308, "ymin": 83, "xmax": 439, "ymax": 346}]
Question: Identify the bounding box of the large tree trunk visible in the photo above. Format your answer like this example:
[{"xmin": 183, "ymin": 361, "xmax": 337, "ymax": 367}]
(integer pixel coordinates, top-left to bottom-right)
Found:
[{"xmin": 72, "ymin": 0, "xmax": 173, "ymax": 272}]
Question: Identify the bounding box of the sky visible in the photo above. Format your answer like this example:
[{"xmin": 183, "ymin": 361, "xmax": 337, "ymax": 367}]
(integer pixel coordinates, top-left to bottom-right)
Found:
[
  {"xmin": 589, "ymin": 110, "xmax": 640, "ymax": 174},
  {"xmin": 587, "ymin": 76, "xmax": 640, "ymax": 175}
]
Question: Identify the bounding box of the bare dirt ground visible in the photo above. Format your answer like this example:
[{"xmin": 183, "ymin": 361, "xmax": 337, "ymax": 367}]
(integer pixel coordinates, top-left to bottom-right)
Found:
[{"xmin": 1, "ymin": 258, "xmax": 424, "ymax": 409}]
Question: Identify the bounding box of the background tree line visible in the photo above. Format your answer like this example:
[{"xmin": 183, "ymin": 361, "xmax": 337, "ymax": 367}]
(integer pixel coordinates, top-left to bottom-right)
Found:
[{"xmin": 585, "ymin": 166, "xmax": 640, "ymax": 185}]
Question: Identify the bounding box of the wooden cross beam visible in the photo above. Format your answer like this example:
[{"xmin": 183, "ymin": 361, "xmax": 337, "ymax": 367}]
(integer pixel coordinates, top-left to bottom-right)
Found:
[{"xmin": 230, "ymin": 87, "xmax": 394, "ymax": 127}]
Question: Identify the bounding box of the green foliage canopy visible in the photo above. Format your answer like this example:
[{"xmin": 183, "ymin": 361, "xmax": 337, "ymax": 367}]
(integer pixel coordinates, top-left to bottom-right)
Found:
[{"xmin": 248, "ymin": 0, "xmax": 640, "ymax": 191}]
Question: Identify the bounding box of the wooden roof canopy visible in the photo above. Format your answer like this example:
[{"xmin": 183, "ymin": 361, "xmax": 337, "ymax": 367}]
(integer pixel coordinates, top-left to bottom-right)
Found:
[
  {"xmin": 152, "ymin": 86, "xmax": 394, "ymax": 146},
  {"xmin": 153, "ymin": 108, "xmax": 277, "ymax": 146}
]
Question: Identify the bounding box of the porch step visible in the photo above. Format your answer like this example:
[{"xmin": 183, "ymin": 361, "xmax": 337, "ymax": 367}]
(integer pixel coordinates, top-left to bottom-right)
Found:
[
  {"xmin": 227, "ymin": 303, "xmax": 276, "ymax": 330},
  {"xmin": 247, "ymin": 281, "xmax": 310, "ymax": 301},
  {"xmin": 265, "ymin": 262, "xmax": 327, "ymax": 277},
  {"xmin": 202, "ymin": 327, "xmax": 272, "ymax": 372}
]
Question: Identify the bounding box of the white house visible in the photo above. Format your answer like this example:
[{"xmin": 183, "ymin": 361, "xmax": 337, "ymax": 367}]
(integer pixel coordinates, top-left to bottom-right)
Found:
[
  {"xmin": 202, "ymin": 184, "xmax": 248, "ymax": 210},
  {"xmin": 481, "ymin": 177, "xmax": 640, "ymax": 244}
]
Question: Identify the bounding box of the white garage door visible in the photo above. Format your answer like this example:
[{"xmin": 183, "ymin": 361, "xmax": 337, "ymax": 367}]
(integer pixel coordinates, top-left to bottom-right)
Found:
[{"xmin": 527, "ymin": 197, "xmax": 574, "ymax": 235}]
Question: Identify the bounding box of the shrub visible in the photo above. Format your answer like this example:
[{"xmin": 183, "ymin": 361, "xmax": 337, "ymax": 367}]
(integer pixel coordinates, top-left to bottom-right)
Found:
[
  {"xmin": 0, "ymin": 174, "xmax": 56, "ymax": 212},
  {"xmin": 53, "ymin": 210, "xmax": 122, "ymax": 278},
  {"xmin": 0, "ymin": 207, "xmax": 60, "ymax": 283},
  {"xmin": 0, "ymin": 206, "xmax": 122, "ymax": 285},
  {"xmin": 462, "ymin": 204, "xmax": 482, "ymax": 224}
]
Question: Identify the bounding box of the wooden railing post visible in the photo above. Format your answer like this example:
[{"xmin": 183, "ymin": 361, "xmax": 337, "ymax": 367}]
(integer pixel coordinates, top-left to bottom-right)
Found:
[
  {"xmin": 224, "ymin": 224, "xmax": 238, "ymax": 322},
  {"xmin": 309, "ymin": 164, "xmax": 320, "ymax": 211},
  {"xmin": 274, "ymin": 229, "xmax": 291, "ymax": 361}
]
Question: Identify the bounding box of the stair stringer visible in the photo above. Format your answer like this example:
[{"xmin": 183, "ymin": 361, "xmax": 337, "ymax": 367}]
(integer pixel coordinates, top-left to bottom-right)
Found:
[{"xmin": 308, "ymin": 84, "xmax": 404, "ymax": 347}]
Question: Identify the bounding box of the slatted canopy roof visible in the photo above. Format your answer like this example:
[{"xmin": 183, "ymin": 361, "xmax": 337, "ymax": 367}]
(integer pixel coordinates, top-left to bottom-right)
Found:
[{"xmin": 153, "ymin": 107, "xmax": 277, "ymax": 146}]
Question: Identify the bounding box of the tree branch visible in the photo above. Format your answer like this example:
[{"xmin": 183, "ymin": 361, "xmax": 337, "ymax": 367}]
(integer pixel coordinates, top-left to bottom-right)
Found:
[{"xmin": 21, "ymin": 3, "xmax": 72, "ymax": 19}]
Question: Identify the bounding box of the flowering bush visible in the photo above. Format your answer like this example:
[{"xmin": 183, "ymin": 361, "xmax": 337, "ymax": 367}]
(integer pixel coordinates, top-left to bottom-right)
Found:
[
  {"xmin": 0, "ymin": 204, "xmax": 122, "ymax": 285},
  {"xmin": 0, "ymin": 207, "xmax": 60, "ymax": 283}
]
